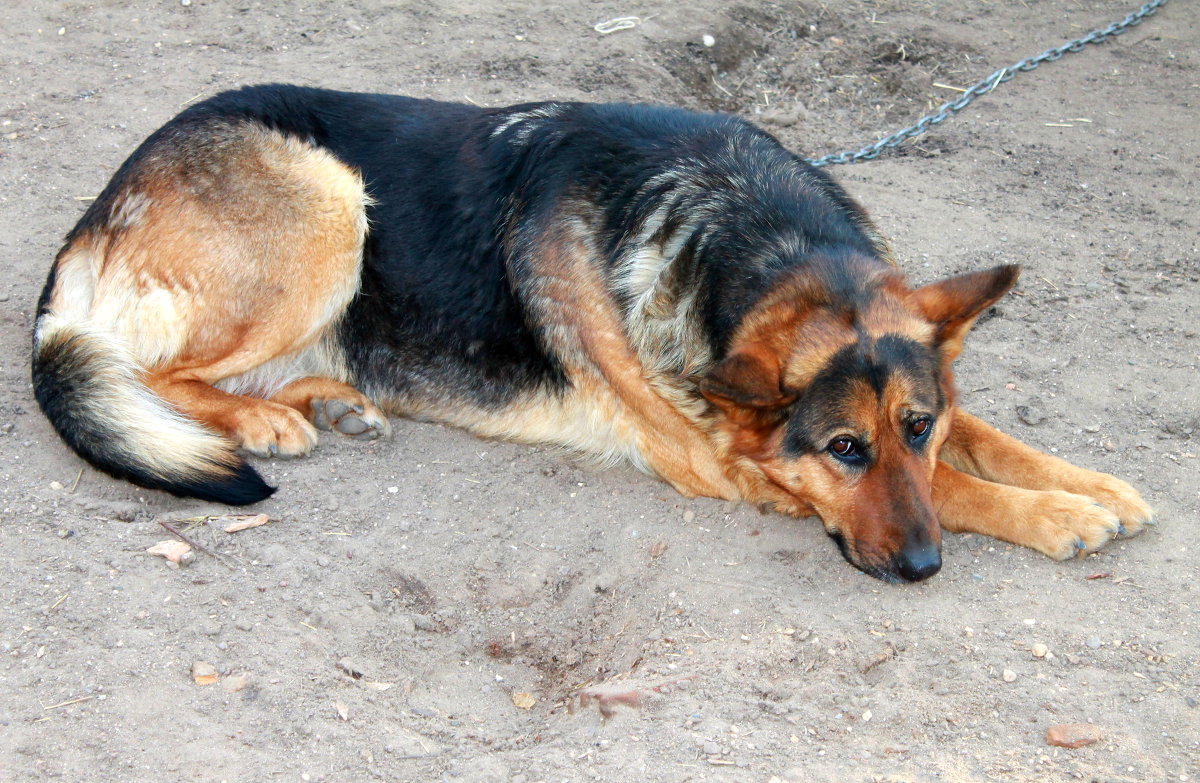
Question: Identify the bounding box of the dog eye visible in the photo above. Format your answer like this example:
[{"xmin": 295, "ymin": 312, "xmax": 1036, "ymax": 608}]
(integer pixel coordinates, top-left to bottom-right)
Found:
[
  {"xmin": 910, "ymin": 418, "xmax": 932, "ymax": 440},
  {"xmin": 828, "ymin": 436, "xmax": 859, "ymax": 459}
]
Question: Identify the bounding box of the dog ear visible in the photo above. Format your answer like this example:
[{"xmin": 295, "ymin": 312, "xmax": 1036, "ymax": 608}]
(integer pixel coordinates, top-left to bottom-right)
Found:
[
  {"xmin": 909, "ymin": 265, "xmax": 1020, "ymax": 362},
  {"xmin": 699, "ymin": 343, "xmax": 796, "ymax": 410}
]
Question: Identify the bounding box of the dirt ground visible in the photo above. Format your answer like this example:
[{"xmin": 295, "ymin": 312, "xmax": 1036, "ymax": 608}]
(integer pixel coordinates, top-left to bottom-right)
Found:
[{"xmin": 1, "ymin": 1, "xmax": 1197, "ymax": 781}]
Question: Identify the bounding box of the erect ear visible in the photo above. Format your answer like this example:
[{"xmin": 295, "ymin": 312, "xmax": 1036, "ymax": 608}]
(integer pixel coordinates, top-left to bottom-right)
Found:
[
  {"xmin": 699, "ymin": 342, "xmax": 797, "ymax": 410},
  {"xmin": 908, "ymin": 265, "xmax": 1020, "ymax": 362}
]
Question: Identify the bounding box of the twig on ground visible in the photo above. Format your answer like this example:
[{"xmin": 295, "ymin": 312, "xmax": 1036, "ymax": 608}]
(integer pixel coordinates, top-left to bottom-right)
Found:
[
  {"xmin": 159, "ymin": 521, "xmax": 235, "ymax": 569},
  {"xmin": 43, "ymin": 695, "xmax": 93, "ymax": 710}
]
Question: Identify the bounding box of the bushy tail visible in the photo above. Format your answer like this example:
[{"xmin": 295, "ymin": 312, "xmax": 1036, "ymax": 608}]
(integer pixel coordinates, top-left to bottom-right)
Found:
[{"xmin": 32, "ymin": 315, "xmax": 274, "ymax": 505}]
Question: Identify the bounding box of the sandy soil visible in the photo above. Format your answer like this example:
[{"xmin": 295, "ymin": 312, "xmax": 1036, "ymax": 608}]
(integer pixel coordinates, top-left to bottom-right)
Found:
[{"xmin": 1, "ymin": 2, "xmax": 1197, "ymax": 781}]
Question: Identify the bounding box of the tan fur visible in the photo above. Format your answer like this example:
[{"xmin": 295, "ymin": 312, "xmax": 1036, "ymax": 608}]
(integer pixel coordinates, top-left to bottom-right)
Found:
[{"xmin": 42, "ymin": 122, "xmax": 375, "ymax": 460}]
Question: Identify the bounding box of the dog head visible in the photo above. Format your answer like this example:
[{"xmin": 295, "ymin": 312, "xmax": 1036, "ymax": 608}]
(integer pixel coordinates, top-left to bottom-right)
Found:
[{"xmin": 700, "ymin": 259, "xmax": 1019, "ymax": 582}]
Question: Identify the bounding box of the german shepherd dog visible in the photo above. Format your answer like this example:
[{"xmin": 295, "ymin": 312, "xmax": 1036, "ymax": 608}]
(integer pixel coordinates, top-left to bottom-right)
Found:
[{"xmin": 33, "ymin": 85, "xmax": 1154, "ymax": 582}]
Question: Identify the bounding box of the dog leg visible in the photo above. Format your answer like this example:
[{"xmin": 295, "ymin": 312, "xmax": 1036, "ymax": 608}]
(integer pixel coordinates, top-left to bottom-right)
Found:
[
  {"xmin": 941, "ymin": 409, "xmax": 1154, "ymax": 536},
  {"xmin": 146, "ymin": 375, "xmax": 318, "ymax": 458},
  {"xmin": 270, "ymin": 377, "xmax": 392, "ymax": 441},
  {"xmin": 933, "ymin": 461, "xmax": 1123, "ymax": 559},
  {"xmin": 527, "ymin": 228, "xmax": 741, "ymax": 501}
]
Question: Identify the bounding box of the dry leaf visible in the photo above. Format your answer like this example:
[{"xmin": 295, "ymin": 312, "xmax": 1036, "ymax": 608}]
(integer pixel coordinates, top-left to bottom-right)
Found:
[
  {"xmin": 148, "ymin": 540, "xmax": 193, "ymax": 565},
  {"xmin": 334, "ymin": 700, "xmax": 349, "ymax": 721},
  {"xmin": 222, "ymin": 513, "xmax": 271, "ymax": 533},
  {"xmin": 572, "ymin": 676, "xmax": 693, "ymax": 719},
  {"xmin": 192, "ymin": 660, "xmax": 219, "ymax": 686},
  {"xmin": 1045, "ymin": 723, "xmax": 1102, "ymax": 748},
  {"xmin": 512, "ymin": 691, "xmax": 536, "ymax": 710},
  {"xmin": 578, "ymin": 687, "xmax": 640, "ymax": 718},
  {"xmin": 363, "ymin": 681, "xmax": 394, "ymax": 691}
]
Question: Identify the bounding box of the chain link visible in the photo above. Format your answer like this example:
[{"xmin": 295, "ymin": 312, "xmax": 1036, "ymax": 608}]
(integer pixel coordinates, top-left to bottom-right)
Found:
[{"xmin": 804, "ymin": 0, "xmax": 1169, "ymax": 166}]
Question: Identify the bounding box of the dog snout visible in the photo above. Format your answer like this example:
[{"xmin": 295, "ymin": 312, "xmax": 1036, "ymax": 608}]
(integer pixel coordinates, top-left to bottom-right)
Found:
[{"xmin": 893, "ymin": 542, "xmax": 942, "ymax": 582}]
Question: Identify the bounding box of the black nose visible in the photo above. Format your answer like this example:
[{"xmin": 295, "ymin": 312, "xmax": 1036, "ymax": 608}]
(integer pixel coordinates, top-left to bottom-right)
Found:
[{"xmin": 894, "ymin": 544, "xmax": 942, "ymax": 582}]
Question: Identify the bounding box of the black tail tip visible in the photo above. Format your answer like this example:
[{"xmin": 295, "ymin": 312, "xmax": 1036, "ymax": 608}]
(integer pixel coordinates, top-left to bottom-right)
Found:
[{"xmin": 171, "ymin": 460, "xmax": 276, "ymax": 506}]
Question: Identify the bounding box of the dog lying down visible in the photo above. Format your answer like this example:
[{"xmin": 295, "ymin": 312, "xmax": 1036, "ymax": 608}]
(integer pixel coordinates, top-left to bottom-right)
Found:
[{"xmin": 32, "ymin": 85, "xmax": 1154, "ymax": 582}]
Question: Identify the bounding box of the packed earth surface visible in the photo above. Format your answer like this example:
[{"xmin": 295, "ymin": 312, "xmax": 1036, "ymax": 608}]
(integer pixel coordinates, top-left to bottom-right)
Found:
[{"xmin": 1, "ymin": 2, "xmax": 1197, "ymax": 782}]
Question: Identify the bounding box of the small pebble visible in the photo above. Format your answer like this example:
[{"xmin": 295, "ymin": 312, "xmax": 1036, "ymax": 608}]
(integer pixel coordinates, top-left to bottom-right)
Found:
[
  {"xmin": 1086, "ymin": 636, "xmax": 1102, "ymax": 650},
  {"xmin": 1016, "ymin": 405, "xmax": 1045, "ymax": 426},
  {"xmin": 222, "ymin": 674, "xmax": 248, "ymax": 693},
  {"xmin": 234, "ymin": 618, "xmax": 253, "ymax": 632},
  {"xmin": 703, "ymin": 740, "xmax": 720, "ymax": 755},
  {"xmin": 702, "ymin": 34, "xmax": 715, "ymax": 47},
  {"xmin": 316, "ymin": 555, "xmax": 331, "ymax": 567},
  {"xmin": 1031, "ymin": 643, "xmax": 1048, "ymax": 658},
  {"xmin": 1002, "ymin": 669, "xmax": 1017, "ymax": 682},
  {"xmin": 191, "ymin": 660, "xmax": 218, "ymax": 685}
]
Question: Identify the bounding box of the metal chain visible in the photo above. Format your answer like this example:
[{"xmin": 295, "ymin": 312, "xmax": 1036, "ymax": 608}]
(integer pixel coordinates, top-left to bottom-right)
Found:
[{"xmin": 805, "ymin": 0, "xmax": 1169, "ymax": 166}]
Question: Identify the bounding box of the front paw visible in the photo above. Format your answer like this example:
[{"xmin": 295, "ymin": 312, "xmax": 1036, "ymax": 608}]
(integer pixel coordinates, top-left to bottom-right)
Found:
[
  {"xmin": 1018, "ymin": 490, "xmax": 1123, "ymax": 560},
  {"xmin": 1076, "ymin": 471, "xmax": 1155, "ymax": 537}
]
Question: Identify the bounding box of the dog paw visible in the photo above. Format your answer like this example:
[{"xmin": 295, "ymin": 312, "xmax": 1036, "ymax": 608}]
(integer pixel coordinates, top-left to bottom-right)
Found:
[
  {"xmin": 1075, "ymin": 472, "xmax": 1155, "ymax": 537},
  {"xmin": 232, "ymin": 402, "xmax": 319, "ymax": 459},
  {"xmin": 1019, "ymin": 489, "xmax": 1123, "ymax": 561},
  {"xmin": 310, "ymin": 397, "xmax": 392, "ymax": 441}
]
